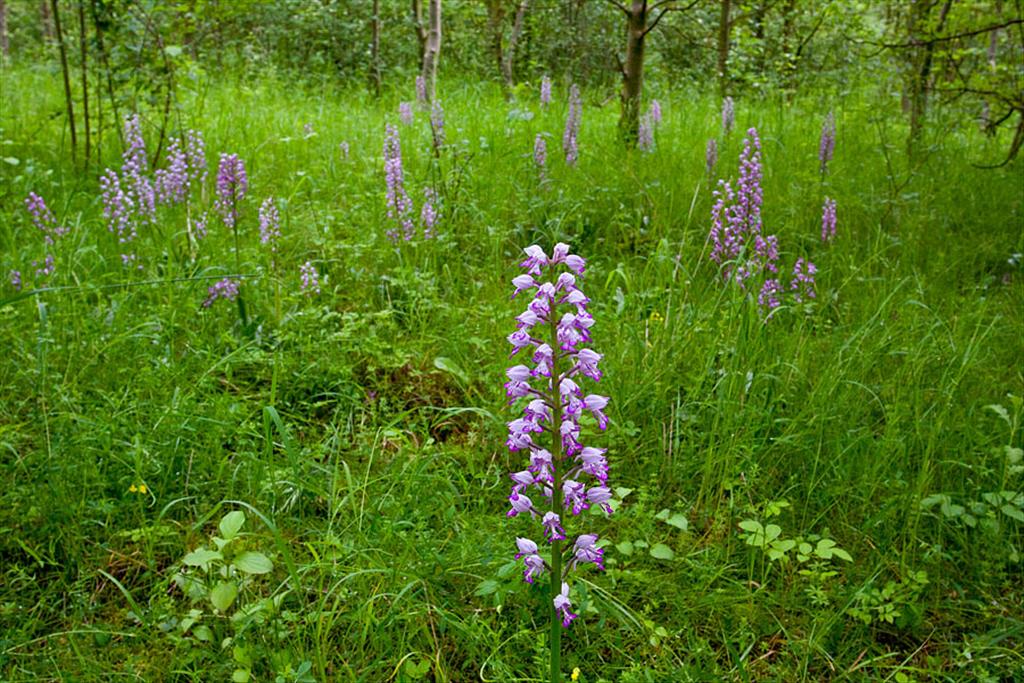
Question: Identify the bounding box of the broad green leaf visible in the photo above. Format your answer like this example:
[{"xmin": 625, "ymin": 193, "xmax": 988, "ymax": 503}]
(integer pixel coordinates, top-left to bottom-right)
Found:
[
  {"xmin": 219, "ymin": 511, "xmax": 246, "ymax": 540},
  {"xmin": 1000, "ymin": 504, "xmax": 1024, "ymax": 522},
  {"xmin": 210, "ymin": 581, "xmax": 238, "ymax": 611},
  {"xmin": 183, "ymin": 548, "xmax": 222, "ymax": 567},
  {"xmin": 193, "ymin": 624, "xmax": 213, "ymax": 641},
  {"xmin": 232, "ymin": 670, "xmax": 250, "ymax": 683},
  {"xmin": 614, "ymin": 487, "xmax": 634, "ymax": 500},
  {"xmin": 2, "ymin": 157, "xmax": 19, "ymax": 166},
  {"xmin": 474, "ymin": 579, "xmax": 499, "ymax": 597},
  {"xmin": 738, "ymin": 520, "xmax": 762, "ymax": 533},
  {"xmin": 615, "ymin": 540, "xmax": 634, "ymax": 556},
  {"xmin": 985, "ymin": 404, "xmax": 1011, "ymax": 426},
  {"xmin": 233, "ymin": 551, "xmax": 273, "ymax": 574},
  {"xmin": 832, "ymin": 547, "xmax": 853, "ymax": 562},
  {"xmin": 164, "ymin": 45, "xmax": 184, "ymax": 58},
  {"xmin": 649, "ymin": 543, "xmax": 674, "ymax": 561},
  {"xmin": 662, "ymin": 513, "xmax": 689, "ymax": 531},
  {"xmin": 764, "ymin": 524, "xmax": 782, "ymax": 543}
]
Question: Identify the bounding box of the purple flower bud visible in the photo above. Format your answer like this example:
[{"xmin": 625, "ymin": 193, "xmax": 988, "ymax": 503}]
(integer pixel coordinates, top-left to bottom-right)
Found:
[
  {"xmin": 649, "ymin": 99, "xmax": 662, "ymax": 127},
  {"xmin": 383, "ymin": 124, "xmax": 415, "ymax": 242},
  {"xmin": 637, "ymin": 114, "xmax": 654, "ymax": 153},
  {"xmin": 300, "ymin": 261, "xmax": 321, "ymax": 296},
  {"xmin": 430, "ymin": 100, "xmax": 446, "ymax": 150},
  {"xmin": 215, "ymin": 153, "xmax": 248, "ymax": 229},
  {"xmin": 534, "ymin": 134, "xmax": 547, "ymax": 178},
  {"xmin": 202, "ymin": 278, "xmax": 240, "ymax": 308},
  {"xmin": 790, "ymin": 258, "xmax": 817, "ymax": 303},
  {"xmin": 553, "ymin": 582, "xmax": 577, "ymax": 627},
  {"xmin": 339, "ymin": 140, "xmax": 350, "ymax": 159},
  {"xmin": 399, "ymin": 102, "xmax": 414, "ymax": 126},
  {"xmin": 821, "ymin": 197, "xmax": 837, "ymax": 242},
  {"xmin": 758, "ymin": 278, "xmax": 782, "ymax": 315},
  {"xmin": 819, "ymin": 111, "xmax": 836, "ymax": 175},
  {"xmin": 706, "ymin": 138, "xmax": 718, "ymax": 176},
  {"xmin": 722, "ymin": 96, "xmax": 735, "ymax": 136},
  {"xmin": 571, "ymin": 534, "xmax": 605, "ymax": 571},
  {"xmin": 542, "ymin": 512, "xmax": 566, "ymax": 541},
  {"xmin": 9, "ymin": 270, "xmax": 22, "ymax": 291},
  {"xmin": 540, "ymin": 76, "xmax": 552, "ymax": 108},
  {"xmin": 258, "ymin": 197, "xmax": 281, "ymax": 252},
  {"xmin": 563, "ymin": 85, "xmax": 582, "ymax": 166},
  {"xmin": 415, "ymin": 75, "xmax": 427, "ymax": 105},
  {"xmin": 421, "ymin": 188, "xmax": 439, "ymax": 238}
]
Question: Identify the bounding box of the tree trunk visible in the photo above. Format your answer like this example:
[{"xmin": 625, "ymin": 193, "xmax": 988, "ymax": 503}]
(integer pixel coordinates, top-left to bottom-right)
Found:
[
  {"xmin": 78, "ymin": 0, "xmax": 90, "ymax": 162},
  {"xmin": 907, "ymin": 0, "xmax": 953, "ymax": 155},
  {"xmin": 91, "ymin": 0, "xmax": 122, "ymax": 148},
  {"xmin": 619, "ymin": 1, "xmax": 647, "ymax": 144},
  {"xmin": 501, "ymin": 0, "xmax": 529, "ymax": 94},
  {"xmin": 41, "ymin": 0, "xmax": 54, "ymax": 41},
  {"xmin": 486, "ymin": 1, "xmax": 506, "ymax": 89},
  {"xmin": 51, "ymin": 0, "xmax": 77, "ymax": 162},
  {"xmin": 370, "ymin": 0, "xmax": 382, "ymax": 96},
  {"xmin": 421, "ymin": 0, "xmax": 441, "ymax": 102},
  {"xmin": 717, "ymin": 0, "xmax": 731, "ymax": 97},
  {"xmin": 412, "ymin": 0, "xmax": 427, "ymax": 70},
  {"xmin": 0, "ymin": 0, "xmax": 9, "ymax": 56}
]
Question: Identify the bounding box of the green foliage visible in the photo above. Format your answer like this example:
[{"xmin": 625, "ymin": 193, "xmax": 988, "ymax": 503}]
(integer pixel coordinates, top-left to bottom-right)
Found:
[{"xmin": 0, "ymin": 59, "xmax": 1022, "ymax": 682}]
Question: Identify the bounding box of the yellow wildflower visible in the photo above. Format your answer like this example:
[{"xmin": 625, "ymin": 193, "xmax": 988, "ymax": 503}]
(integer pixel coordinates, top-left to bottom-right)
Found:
[
  {"xmin": 138, "ymin": 484, "xmax": 148, "ymax": 494},
  {"xmin": 128, "ymin": 484, "xmax": 138, "ymax": 493},
  {"xmin": 571, "ymin": 667, "xmax": 581, "ymax": 681}
]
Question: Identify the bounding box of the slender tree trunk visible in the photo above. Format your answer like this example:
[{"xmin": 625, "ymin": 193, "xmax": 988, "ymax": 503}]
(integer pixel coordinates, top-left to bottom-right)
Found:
[
  {"xmin": 501, "ymin": 0, "xmax": 529, "ymax": 94},
  {"xmin": 0, "ymin": 0, "xmax": 9, "ymax": 56},
  {"xmin": 907, "ymin": 0, "xmax": 953, "ymax": 155},
  {"xmin": 620, "ymin": 1, "xmax": 647, "ymax": 144},
  {"xmin": 41, "ymin": 0, "xmax": 54, "ymax": 41},
  {"xmin": 51, "ymin": 0, "xmax": 77, "ymax": 162},
  {"xmin": 717, "ymin": 0, "xmax": 732, "ymax": 97},
  {"xmin": 91, "ymin": 0, "xmax": 122, "ymax": 148},
  {"xmin": 370, "ymin": 0, "xmax": 382, "ymax": 96},
  {"xmin": 486, "ymin": 1, "xmax": 506, "ymax": 89},
  {"xmin": 412, "ymin": 0, "xmax": 427, "ymax": 70},
  {"xmin": 78, "ymin": 0, "xmax": 90, "ymax": 162},
  {"xmin": 781, "ymin": 0, "xmax": 797, "ymax": 92},
  {"xmin": 421, "ymin": 0, "xmax": 441, "ymax": 101}
]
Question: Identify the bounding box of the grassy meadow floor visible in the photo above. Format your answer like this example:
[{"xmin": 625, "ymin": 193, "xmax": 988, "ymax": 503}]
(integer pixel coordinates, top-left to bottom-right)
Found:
[{"xmin": 1, "ymin": 63, "xmax": 1023, "ymax": 681}]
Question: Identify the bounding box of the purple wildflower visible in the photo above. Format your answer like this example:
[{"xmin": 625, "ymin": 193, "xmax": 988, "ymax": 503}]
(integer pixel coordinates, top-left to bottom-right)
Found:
[
  {"xmin": 421, "ymin": 187, "xmax": 439, "ymax": 239},
  {"xmin": 25, "ymin": 192, "xmax": 67, "ymax": 244},
  {"xmin": 100, "ymin": 169, "xmax": 138, "ymax": 263},
  {"xmin": 339, "ymin": 140, "xmax": 350, "ymax": 159},
  {"xmin": 193, "ymin": 212, "xmax": 208, "ymax": 241},
  {"xmin": 822, "ymin": 197, "xmax": 837, "ymax": 242},
  {"xmin": 553, "ymin": 582, "xmax": 577, "ymax": 627},
  {"xmin": 185, "ymin": 129, "xmax": 207, "ymax": 186},
  {"xmin": 790, "ymin": 258, "xmax": 817, "ymax": 303},
  {"xmin": 706, "ymin": 138, "xmax": 718, "ymax": 176},
  {"xmin": 722, "ymin": 96, "xmax": 735, "ymax": 136},
  {"xmin": 430, "ymin": 99, "xmax": 446, "ymax": 150},
  {"xmin": 202, "ymin": 278, "xmax": 240, "ymax": 308},
  {"xmin": 9, "ymin": 270, "xmax": 22, "ymax": 291},
  {"xmin": 649, "ymin": 99, "xmax": 662, "ymax": 127},
  {"xmin": 258, "ymin": 197, "xmax": 281, "ymax": 252},
  {"xmin": 563, "ymin": 84, "xmax": 582, "ymax": 166},
  {"xmin": 303, "ymin": 122, "xmax": 315, "ymax": 138},
  {"xmin": 540, "ymin": 76, "xmax": 552, "ymax": 108},
  {"xmin": 415, "ymin": 75, "xmax": 427, "ymax": 105},
  {"xmin": 758, "ymin": 278, "xmax": 782, "ymax": 314},
  {"xmin": 534, "ymin": 134, "xmax": 547, "ymax": 178},
  {"xmin": 507, "ymin": 243, "xmax": 612, "ymax": 629},
  {"xmin": 299, "ymin": 261, "xmax": 320, "ymax": 296},
  {"xmin": 121, "ymin": 114, "xmax": 156, "ymax": 225},
  {"xmin": 819, "ymin": 111, "xmax": 836, "ymax": 175},
  {"xmin": 155, "ymin": 137, "xmax": 189, "ymax": 205},
  {"xmin": 215, "ymin": 153, "xmax": 248, "ymax": 229},
  {"xmin": 709, "ymin": 128, "xmax": 773, "ymax": 287},
  {"xmin": 33, "ymin": 254, "xmax": 55, "ymax": 279},
  {"xmin": 637, "ymin": 114, "xmax": 654, "ymax": 153},
  {"xmin": 399, "ymin": 102, "xmax": 414, "ymax": 126},
  {"xmin": 383, "ymin": 124, "xmax": 415, "ymax": 242}
]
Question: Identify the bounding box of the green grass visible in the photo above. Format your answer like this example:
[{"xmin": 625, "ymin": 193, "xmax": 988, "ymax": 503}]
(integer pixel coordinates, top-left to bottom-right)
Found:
[{"xmin": 1, "ymin": 62, "xmax": 1023, "ymax": 682}]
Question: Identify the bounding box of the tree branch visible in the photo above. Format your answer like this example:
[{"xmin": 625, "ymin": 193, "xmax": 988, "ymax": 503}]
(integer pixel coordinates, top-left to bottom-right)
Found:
[
  {"xmin": 641, "ymin": 0, "xmax": 700, "ymax": 37},
  {"xmin": 875, "ymin": 18, "xmax": 1023, "ymax": 49},
  {"xmin": 604, "ymin": 0, "xmax": 630, "ymax": 16}
]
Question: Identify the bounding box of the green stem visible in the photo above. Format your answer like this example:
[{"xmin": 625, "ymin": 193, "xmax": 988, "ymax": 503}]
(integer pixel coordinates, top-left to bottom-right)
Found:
[
  {"xmin": 548, "ymin": 314, "xmax": 563, "ymax": 683},
  {"xmin": 230, "ymin": 195, "xmax": 249, "ymax": 328}
]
